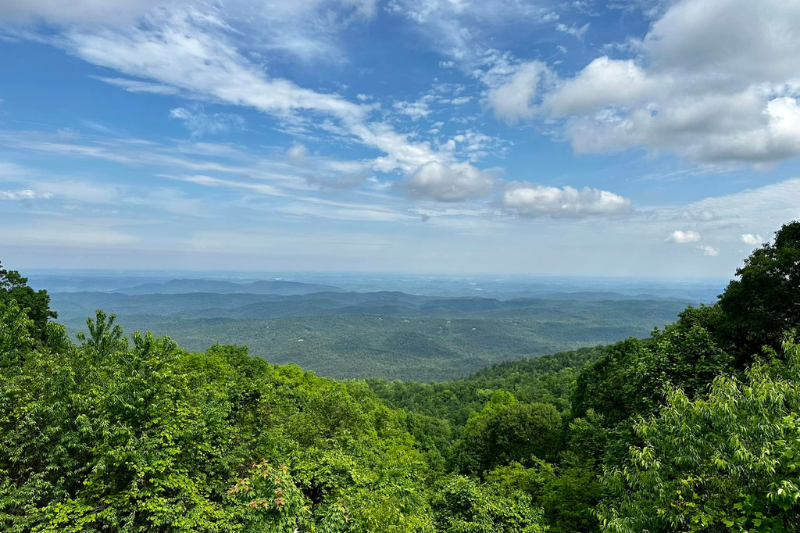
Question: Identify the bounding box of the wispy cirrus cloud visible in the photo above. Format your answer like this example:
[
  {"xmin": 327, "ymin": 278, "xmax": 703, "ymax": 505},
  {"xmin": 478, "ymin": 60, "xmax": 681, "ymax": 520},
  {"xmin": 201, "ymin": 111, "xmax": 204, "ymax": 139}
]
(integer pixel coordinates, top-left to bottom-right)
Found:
[
  {"xmin": 386, "ymin": 0, "xmax": 559, "ymax": 64},
  {"xmin": 0, "ymin": 189, "xmax": 52, "ymax": 201},
  {"xmin": 61, "ymin": 6, "xmax": 478, "ymax": 185},
  {"xmin": 169, "ymin": 107, "xmax": 246, "ymax": 137}
]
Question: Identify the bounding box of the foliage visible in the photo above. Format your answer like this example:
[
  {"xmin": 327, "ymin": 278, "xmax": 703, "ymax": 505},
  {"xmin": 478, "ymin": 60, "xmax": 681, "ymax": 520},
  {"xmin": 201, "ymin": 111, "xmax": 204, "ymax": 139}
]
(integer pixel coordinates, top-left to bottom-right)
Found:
[
  {"xmin": 0, "ymin": 310, "xmax": 440, "ymax": 532},
  {"xmin": 572, "ymin": 313, "xmax": 735, "ymax": 427},
  {"xmin": 368, "ymin": 346, "xmax": 606, "ymax": 426},
  {"xmin": 457, "ymin": 398, "xmax": 562, "ymax": 475},
  {"xmin": 599, "ymin": 339, "xmax": 800, "ymax": 533},
  {"xmin": 430, "ymin": 475, "xmax": 547, "ymax": 533},
  {"xmin": 718, "ymin": 221, "xmax": 800, "ymax": 364},
  {"xmin": 0, "ymin": 261, "xmax": 57, "ymax": 344}
]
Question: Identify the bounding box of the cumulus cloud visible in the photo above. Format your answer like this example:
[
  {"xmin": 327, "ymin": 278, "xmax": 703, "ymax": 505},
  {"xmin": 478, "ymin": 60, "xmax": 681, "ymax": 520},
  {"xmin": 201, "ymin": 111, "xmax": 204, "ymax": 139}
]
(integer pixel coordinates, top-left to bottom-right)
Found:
[
  {"xmin": 544, "ymin": 57, "xmax": 656, "ymax": 116},
  {"xmin": 666, "ymin": 230, "xmax": 701, "ymax": 243},
  {"xmin": 486, "ymin": 61, "xmax": 551, "ymax": 124},
  {"xmin": 698, "ymin": 245, "xmax": 719, "ymax": 256},
  {"xmin": 501, "ymin": 183, "xmax": 632, "ymax": 218},
  {"xmin": 541, "ymin": 0, "xmax": 800, "ymax": 164},
  {"xmin": 399, "ymin": 161, "xmax": 496, "ymax": 202},
  {"xmin": 741, "ymin": 233, "xmax": 764, "ymax": 245}
]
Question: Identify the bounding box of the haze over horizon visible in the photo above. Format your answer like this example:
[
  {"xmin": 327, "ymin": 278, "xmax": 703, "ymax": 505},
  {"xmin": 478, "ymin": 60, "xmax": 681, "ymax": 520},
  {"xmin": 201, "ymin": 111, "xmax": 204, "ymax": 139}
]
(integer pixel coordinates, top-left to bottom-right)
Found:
[{"xmin": 2, "ymin": 0, "xmax": 800, "ymax": 276}]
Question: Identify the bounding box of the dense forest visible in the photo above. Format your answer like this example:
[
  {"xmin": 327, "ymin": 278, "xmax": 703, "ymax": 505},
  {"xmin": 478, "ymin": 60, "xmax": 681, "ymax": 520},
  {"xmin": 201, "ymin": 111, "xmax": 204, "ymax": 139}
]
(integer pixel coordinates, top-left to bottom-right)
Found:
[
  {"xmin": 50, "ymin": 290, "xmax": 689, "ymax": 381},
  {"xmin": 2, "ymin": 221, "xmax": 800, "ymax": 532}
]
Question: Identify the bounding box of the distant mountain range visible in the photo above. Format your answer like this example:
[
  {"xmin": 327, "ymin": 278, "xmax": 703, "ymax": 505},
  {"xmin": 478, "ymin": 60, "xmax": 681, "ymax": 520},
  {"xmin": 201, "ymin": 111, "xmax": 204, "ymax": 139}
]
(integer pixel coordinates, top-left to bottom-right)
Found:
[
  {"xmin": 51, "ymin": 289, "xmax": 692, "ymax": 321},
  {"xmin": 115, "ymin": 279, "xmax": 343, "ymax": 296}
]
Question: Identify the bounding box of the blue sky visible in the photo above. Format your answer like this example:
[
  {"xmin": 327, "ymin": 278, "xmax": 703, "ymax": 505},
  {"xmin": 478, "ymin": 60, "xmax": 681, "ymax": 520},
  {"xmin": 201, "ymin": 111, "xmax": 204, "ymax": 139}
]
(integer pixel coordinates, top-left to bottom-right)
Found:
[{"xmin": 1, "ymin": 0, "xmax": 799, "ymax": 276}]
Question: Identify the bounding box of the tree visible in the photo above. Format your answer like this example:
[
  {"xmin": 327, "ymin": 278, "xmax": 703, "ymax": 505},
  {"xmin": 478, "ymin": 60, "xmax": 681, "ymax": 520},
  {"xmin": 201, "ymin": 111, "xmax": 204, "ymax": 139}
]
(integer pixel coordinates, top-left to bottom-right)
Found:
[
  {"xmin": 458, "ymin": 396, "xmax": 562, "ymax": 475},
  {"xmin": 75, "ymin": 309, "xmax": 126, "ymax": 360},
  {"xmin": 0, "ymin": 261, "xmax": 57, "ymax": 344},
  {"xmin": 431, "ymin": 475, "xmax": 547, "ymax": 533},
  {"xmin": 0, "ymin": 299, "xmax": 34, "ymax": 370},
  {"xmin": 718, "ymin": 221, "xmax": 800, "ymax": 364},
  {"xmin": 571, "ymin": 338, "xmax": 647, "ymax": 426},
  {"xmin": 598, "ymin": 339, "xmax": 800, "ymax": 533}
]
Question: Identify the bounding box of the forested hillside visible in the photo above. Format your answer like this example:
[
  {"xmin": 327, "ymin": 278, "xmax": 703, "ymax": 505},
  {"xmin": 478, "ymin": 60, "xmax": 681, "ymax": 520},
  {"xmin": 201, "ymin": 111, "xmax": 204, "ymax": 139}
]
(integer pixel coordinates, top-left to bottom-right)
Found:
[
  {"xmin": 2, "ymin": 221, "xmax": 800, "ymax": 532},
  {"xmin": 50, "ymin": 291, "xmax": 688, "ymax": 380}
]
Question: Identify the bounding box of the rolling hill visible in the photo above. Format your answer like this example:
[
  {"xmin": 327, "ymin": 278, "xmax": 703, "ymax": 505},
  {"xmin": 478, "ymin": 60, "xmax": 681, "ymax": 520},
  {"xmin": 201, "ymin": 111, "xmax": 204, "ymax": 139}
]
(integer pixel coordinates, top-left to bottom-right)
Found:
[{"xmin": 51, "ymin": 290, "xmax": 690, "ymax": 380}]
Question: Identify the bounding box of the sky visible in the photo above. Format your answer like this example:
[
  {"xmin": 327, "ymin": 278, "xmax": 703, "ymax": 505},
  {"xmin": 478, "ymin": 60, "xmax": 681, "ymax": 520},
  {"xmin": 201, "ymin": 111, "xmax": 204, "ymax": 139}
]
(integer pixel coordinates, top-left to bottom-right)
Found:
[{"xmin": 0, "ymin": 0, "xmax": 799, "ymax": 277}]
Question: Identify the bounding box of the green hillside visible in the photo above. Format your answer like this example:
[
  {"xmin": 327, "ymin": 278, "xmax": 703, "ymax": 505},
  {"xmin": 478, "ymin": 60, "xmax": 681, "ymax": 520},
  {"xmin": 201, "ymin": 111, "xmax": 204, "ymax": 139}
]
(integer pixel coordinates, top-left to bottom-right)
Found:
[
  {"xmin": 56, "ymin": 309, "xmax": 682, "ymax": 381},
  {"xmin": 51, "ymin": 292, "xmax": 687, "ymax": 380}
]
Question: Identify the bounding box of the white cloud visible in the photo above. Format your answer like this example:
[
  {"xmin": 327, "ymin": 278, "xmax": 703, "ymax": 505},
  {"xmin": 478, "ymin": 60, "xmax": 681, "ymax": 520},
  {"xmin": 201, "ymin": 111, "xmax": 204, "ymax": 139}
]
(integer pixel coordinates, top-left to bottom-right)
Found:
[
  {"xmin": 3, "ymin": 0, "xmax": 379, "ymax": 62},
  {"xmin": 545, "ymin": 57, "xmax": 656, "ymax": 116},
  {"xmin": 680, "ymin": 178, "xmax": 800, "ymax": 231},
  {"xmin": 169, "ymin": 107, "xmax": 245, "ymax": 137},
  {"xmin": 0, "ymin": 0, "xmax": 167, "ymax": 24},
  {"xmin": 543, "ymin": 0, "xmax": 800, "ymax": 164},
  {"xmin": 502, "ymin": 183, "xmax": 632, "ymax": 218},
  {"xmin": 286, "ymin": 142, "xmax": 310, "ymax": 165},
  {"xmin": 486, "ymin": 61, "xmax": 551, "ymax": 124},
  {"xmin": 448, "ymin": 96, "xmax": 472, "ymax": 105},
  {"xmin": 0, "ymin": 189, "xmax": 52, "ymax": 201},
  {"xmin": 642, "ymin": 0, "xmax": 800, "ymax": 83},
  {"xmin": 228, "ymin": 0, "xmax": 380, "ymax": 62},
  {"xmin": 698, "ymin": 244, "xmax": 719, "ymax": 256},
  {"xmin": 555, "ymin": 22, "xmax": 589, "ymax": 40},
  {"xmin": 666, "ymin": 230, "xmax": 701, "ymax": 243},
  {"xmin": 165, "ymin": 174, "xmax": 286, "ymax": 197},
  {"xmin": 91, "ymin": 76, "xmax": 181, "ymax": 95},
  {"xmin": 69, "ymin": 11, "xmax": 368, "ymax": 123},
  {"xmin": 741, "ymin": 233, "xmax": 763, "ymax": 245},
  {"xmin": 55, "ymin": 7, "xmax": 463, "ymax": 177},
  {"xmin": 399, "ymin": 161, "xmax": 495, "ymax": 202},
  {"xmin": 393, "ymin": 95, "xmax": 435, "ymax": 120},
  {"xmin": 387, "ymin": 0, "xmax": 560, "ymax": 63},
  {"xmin": 0, "ymin": 159, "xmax": 123, "ymax": 204}
]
